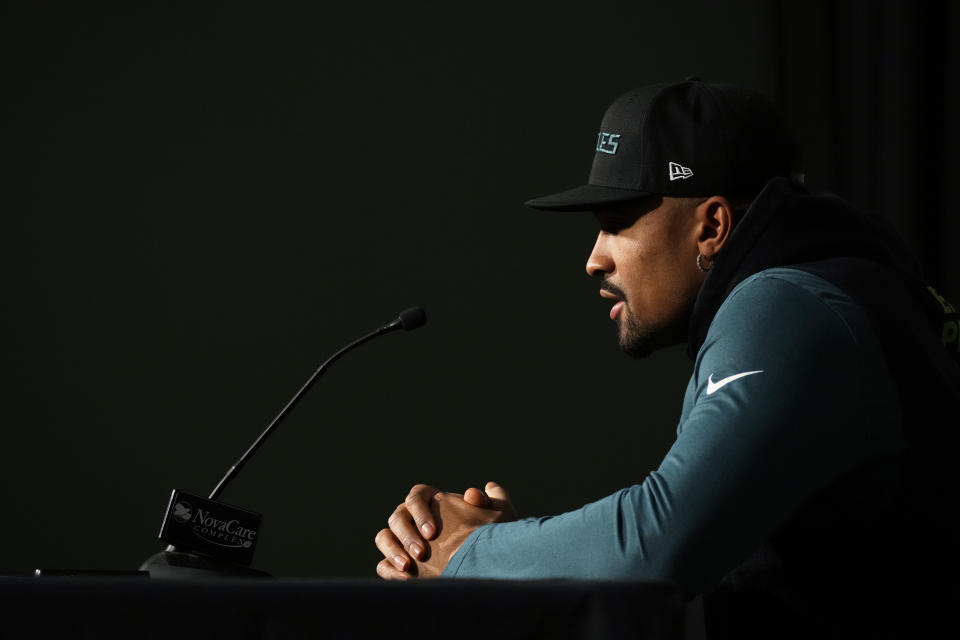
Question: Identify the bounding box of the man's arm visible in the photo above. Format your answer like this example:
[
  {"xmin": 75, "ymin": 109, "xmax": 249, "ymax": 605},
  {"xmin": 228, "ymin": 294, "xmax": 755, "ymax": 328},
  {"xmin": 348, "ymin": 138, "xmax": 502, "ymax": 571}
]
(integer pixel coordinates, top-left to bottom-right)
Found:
[{"xmin": 377, "ymin": 271, "xmax": 901, "ymax": 591}]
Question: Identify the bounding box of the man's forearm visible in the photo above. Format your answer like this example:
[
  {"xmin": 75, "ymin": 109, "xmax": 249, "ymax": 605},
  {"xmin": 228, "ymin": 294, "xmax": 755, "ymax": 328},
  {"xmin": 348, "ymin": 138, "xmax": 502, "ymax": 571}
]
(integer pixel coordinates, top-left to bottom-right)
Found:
[{"xmin": 442, "ymin": 485, "xmax": 679, "ymax": 581}]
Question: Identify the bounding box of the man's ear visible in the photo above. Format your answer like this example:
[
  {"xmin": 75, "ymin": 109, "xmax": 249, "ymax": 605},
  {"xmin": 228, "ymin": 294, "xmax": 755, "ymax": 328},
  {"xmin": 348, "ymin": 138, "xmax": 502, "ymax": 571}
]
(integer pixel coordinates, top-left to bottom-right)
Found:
[{"xmin": 695, "ymin": 196, "xmax": 735, "ymax": 262}]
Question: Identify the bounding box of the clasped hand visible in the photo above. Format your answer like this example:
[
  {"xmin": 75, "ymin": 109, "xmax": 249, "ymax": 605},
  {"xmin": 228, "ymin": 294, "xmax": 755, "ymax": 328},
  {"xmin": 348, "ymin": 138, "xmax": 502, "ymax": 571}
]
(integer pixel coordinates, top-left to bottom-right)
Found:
[{"xmin": 375, "ymin": 481, "xmax": 517, "ymax": 579}]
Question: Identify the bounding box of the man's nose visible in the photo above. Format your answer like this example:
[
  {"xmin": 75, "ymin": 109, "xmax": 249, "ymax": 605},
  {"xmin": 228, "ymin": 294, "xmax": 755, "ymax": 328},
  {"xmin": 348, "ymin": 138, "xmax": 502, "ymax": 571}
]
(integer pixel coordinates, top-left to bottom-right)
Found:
[{"xmin": 586, "ymin": 232, "xmax": 614, "ymax": 278}]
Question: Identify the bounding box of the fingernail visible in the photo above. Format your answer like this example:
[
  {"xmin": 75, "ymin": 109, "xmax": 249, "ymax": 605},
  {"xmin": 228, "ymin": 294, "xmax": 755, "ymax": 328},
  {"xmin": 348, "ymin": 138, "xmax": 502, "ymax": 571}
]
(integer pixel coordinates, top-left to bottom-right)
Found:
[
  {"xmin": 409, "ymin": 542, "xmax": 423, "ymax": 559},
  {"xmin": 421, "ymin": 522, "xmax": 435, "ymax": 538},
  {"xmin": 392, "ymin": 555, "xmax": 407, "ymax": 571}
]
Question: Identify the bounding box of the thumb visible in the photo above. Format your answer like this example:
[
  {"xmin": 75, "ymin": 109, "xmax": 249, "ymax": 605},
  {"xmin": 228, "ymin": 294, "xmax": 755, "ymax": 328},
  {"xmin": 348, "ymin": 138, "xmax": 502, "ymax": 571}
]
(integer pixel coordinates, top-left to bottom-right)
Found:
[
  {"xmin": 484, "ymin": 481, "xmax": 511, "ymax": 503},
  {"xmin": 484, "ymin": 481, "xmax": 517, "ymax": 516}
]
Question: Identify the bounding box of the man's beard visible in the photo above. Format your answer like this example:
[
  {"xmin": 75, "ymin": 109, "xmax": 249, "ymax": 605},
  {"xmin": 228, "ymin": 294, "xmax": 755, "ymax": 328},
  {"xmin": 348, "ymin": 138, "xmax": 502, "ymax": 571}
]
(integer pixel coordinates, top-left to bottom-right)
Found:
[
  {"xmin": 602, "ymin": 280, "xmax": 686, "ymax": 359},
  {"xmin": 618, "ymin": 307, "xmax": 659, "ymax": 359}
]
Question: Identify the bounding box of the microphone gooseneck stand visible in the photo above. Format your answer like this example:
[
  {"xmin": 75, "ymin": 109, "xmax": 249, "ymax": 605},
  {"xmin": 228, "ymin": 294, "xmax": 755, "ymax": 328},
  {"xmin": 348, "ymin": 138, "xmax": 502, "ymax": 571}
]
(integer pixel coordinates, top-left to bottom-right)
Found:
[{"xmin": 140, "ymin": 307, "xmax": 428, "ymax": 578}]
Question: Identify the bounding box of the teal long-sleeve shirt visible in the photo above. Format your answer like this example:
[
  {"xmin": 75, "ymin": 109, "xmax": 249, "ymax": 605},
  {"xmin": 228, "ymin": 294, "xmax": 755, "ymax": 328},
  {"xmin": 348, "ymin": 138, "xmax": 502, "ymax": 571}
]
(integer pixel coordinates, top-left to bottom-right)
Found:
[{"xmin": 442, "ymin": 268, "xmax": 904, "ymax": 595}]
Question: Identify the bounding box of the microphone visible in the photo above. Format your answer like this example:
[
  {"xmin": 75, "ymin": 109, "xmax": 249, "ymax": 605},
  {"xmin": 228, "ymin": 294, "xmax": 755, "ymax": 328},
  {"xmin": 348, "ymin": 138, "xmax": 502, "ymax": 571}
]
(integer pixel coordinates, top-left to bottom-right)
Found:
[
  {"xmin": 140, "ymin": 307, "xmax": 427, "ymax": 578},
  {"xmin": 396, "ymin": 307, "xmax": 428, "ymax": 331},
  {"xmin": 209, "ymin": 306, "xmax": 427, "ymax": 501}
]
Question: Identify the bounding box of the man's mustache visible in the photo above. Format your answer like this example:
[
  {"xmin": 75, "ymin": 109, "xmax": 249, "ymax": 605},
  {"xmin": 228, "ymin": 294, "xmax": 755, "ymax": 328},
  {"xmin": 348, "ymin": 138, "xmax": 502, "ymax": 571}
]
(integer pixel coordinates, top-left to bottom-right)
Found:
[{"xmin": 600, "ymin": 280, "xmax": 627, "ymax": 302}]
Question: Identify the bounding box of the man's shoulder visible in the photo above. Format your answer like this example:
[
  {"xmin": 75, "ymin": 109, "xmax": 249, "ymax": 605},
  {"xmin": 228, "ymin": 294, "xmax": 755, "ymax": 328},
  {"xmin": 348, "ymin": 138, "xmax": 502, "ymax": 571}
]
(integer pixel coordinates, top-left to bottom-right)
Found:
[
  {"xmin": 697, "ymin": 266, "xmax": 893, "ymax": 389},
  {"xmin": 726, "ymin": 266, "xmax": 852, "ymax": 304},
  {"xmin": 715, "ymin": 266, "xmax": 869, "ymax": 338},
  {"xmin": 691, "ymin": 265, "xmax": 902, "ymax": 448}
]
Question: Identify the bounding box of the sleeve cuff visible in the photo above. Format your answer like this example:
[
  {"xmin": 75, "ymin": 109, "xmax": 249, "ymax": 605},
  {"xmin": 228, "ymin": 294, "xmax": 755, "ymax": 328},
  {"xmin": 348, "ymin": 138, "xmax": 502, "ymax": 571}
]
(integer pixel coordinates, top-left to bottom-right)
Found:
[{"xmin": 441, "ymin": 523, "xmax": 492, "ymax": 577}]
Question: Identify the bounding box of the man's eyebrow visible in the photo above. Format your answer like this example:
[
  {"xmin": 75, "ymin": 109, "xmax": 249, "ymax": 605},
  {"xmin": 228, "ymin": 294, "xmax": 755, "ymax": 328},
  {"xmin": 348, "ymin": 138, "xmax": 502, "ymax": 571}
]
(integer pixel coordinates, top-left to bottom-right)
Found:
[
  {"xmin": 595, "ymin": 210, "xmax": 642, "ymax": 232},
  {"xmin": 601, "ymin": 205, "xmax": 646, "ymax": 219}
]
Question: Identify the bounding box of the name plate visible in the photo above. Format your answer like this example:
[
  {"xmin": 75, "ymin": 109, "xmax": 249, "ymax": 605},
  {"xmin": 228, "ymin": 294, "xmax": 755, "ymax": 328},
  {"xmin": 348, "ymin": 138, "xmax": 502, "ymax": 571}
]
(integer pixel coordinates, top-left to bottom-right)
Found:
[{"xmin": 158, "ymin": 489, "xmax": 262, "ymax": 566}]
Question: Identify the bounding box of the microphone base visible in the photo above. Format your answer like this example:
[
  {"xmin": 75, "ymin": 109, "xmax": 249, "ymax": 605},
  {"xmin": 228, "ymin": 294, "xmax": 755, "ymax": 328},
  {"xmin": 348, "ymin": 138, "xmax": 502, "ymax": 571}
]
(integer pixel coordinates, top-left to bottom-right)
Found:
[{"xmin": 139, "ymin": 550, "xmax": 271, "ymax": 579}]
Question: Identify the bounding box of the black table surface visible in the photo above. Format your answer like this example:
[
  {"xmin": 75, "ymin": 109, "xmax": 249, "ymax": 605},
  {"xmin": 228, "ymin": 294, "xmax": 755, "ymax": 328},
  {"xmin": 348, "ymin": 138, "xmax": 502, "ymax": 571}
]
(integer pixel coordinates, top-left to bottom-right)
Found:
[{"xmin": 0, "ymin": 575, "xmax": 685, "ymax": 639}]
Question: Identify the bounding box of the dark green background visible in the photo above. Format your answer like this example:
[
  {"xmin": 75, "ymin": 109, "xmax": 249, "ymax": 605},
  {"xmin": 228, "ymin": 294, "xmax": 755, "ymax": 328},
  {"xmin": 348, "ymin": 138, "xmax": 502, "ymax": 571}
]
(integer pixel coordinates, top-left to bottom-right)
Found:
[{"xmin": 2, "ymin": 2, "xmax": 939, "ymax": 577}]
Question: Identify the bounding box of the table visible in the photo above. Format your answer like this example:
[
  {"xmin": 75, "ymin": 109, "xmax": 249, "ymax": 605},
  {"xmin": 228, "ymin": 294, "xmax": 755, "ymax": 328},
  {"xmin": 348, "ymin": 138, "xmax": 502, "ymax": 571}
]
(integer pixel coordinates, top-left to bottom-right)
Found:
[{"xmin": 0, "ymin": 575, "xmax": 685, "ymax": 639}]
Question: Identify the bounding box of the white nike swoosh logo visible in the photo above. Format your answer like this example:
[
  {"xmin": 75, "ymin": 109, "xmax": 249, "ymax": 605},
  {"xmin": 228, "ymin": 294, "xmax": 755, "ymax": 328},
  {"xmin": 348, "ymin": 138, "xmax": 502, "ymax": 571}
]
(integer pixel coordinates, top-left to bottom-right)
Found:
[{"xmin": 706, "ymin": 370, "xmax": 763, "ymax": 395}]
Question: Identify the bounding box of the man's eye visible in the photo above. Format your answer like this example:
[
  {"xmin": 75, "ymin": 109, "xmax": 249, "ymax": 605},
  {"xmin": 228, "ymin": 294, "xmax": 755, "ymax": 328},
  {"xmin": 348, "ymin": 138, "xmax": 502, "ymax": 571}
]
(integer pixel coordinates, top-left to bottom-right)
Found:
[
  {"xmin": 602, "ymin": 218, "xmax": 631, "ymax": 234},
  {"xmin": 596, "ymin": 209, "xmax": 642, "ymax": 234}
]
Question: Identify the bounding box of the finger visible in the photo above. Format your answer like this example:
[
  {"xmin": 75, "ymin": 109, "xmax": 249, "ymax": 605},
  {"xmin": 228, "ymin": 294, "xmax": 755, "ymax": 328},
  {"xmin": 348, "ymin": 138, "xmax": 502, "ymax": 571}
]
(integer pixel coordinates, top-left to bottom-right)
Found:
[
  {"xmin": 387, "ymin": 504, "xmax": 427, "ymax": 560},
  {"xmin": 463, "ymin": 487, "xmax": 489, "ymax": 508},
  {"xmin": 405, "ymin": 484, "xmax": 440, "ymax": 539},
  {"xmin": 484, "ymin": 481, "xmax": 511, "ymax": 502},
  {"xmin": 484, "ymin": 481, "xmax": 517, "ymax": 517},
  {"xmin": 376, "ymin": 558, "xmax": 413, "ymax": 581},
  {"xmin": 374, "ymin": 528, "xmax": 413, "ymax": 571}
]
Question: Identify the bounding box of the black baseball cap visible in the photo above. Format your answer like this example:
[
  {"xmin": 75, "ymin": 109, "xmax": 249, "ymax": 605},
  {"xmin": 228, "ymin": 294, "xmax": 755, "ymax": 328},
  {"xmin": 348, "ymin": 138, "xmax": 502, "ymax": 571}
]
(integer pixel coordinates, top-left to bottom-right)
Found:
[{"xmin": 525, "ymin": 78, "xmax": 801, "ymax": 211}]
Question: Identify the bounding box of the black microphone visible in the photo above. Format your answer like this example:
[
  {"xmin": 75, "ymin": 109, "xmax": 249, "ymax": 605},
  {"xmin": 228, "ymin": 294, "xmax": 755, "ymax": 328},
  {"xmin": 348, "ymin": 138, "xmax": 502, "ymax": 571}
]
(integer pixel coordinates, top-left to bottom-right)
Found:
[
  {"xmin": 209, "ymin": 306, "xmax": 427, "ymax": 501},
  {"xmin": 140, "ymin": 307, "xmax": 427, "ymax": 578}
]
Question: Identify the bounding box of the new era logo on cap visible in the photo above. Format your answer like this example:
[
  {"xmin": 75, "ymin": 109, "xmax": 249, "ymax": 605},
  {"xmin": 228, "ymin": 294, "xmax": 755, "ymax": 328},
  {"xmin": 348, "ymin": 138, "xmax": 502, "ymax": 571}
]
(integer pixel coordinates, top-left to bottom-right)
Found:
[{"xmin": 669, "ymin": 162, "xmax": 693, "ymax": 181}]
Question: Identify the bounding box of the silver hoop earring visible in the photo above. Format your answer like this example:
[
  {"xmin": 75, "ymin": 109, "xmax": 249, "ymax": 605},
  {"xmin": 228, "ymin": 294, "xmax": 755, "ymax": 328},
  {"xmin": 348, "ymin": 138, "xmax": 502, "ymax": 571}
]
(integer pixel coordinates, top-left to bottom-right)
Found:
[{"xmin": 697, "ymin": 253, "xmax": 712, "ymax": 272}]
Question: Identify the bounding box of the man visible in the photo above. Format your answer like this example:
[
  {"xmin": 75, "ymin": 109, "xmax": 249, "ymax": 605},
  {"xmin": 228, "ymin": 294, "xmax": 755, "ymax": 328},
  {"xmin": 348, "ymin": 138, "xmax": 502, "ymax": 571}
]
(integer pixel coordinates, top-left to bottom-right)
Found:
[{"xmin": 374, "ymin": 79, "xmax": 959, "ymax": 636}]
